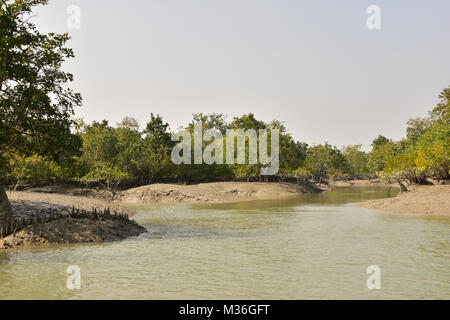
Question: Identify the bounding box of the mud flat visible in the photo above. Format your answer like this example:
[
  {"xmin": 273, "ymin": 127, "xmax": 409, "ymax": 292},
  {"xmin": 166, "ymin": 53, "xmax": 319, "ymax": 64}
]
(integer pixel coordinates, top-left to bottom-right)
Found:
[
  {"xmin": 8, "ymin": 179, "xmax": 443, "ymax": 251},
  {"xmin": 358, "ymin": 184, "xmax": 450, "ymax": 216},
  {"xmin": 7, "ymin": 190, "xmax": 136, "ymax": 215},
  {"xmin": 1, "ymin": 182, "xmax": 317, "ymax": 250},
  {"xmin": 1, "ymin": 192, "xmax": 146, "ymax": 251},
  {"xmin": 117, "ymin": 182, "xmax": 320, "ymax": 204}
]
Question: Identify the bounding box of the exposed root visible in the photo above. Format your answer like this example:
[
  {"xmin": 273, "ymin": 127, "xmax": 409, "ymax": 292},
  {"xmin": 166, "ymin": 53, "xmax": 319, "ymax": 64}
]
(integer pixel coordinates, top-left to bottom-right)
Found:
[{"xmin": 0, "ymin": 206, "xmax": 146, "ymax": 249}]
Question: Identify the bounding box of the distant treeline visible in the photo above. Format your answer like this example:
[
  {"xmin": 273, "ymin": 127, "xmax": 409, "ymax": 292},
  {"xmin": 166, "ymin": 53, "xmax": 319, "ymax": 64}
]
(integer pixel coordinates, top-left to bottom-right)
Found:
[{"xmin": 1, "ymin": 87, "xmax": 449, "ymax": 191}]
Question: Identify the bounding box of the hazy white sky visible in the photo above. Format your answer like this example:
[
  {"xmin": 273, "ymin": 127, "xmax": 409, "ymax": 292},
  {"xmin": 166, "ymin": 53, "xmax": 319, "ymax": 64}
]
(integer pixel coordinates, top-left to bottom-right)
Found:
[{"xmin": 34, "ymin": 0, "xmax": 450, "ymax": 150}]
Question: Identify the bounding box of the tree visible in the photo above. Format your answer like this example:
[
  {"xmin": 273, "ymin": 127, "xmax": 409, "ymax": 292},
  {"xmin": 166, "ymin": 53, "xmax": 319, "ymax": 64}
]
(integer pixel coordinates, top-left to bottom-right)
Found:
[
  {"xmin": 305, "ymin": 143, "xmax": 348, "ymax": 183},
  {"xmin": 430, "ymin": 86, "xmax": 449, "ymax": 124},
  {"xmin": 8, "ymin": 153, "xmax": 65, "ymax": 189},
  {"xmin": 140, "ymin": 113, "xmax": 174, "ymax": 183},
  {"xmin": 368, "ymin": 136, "xmax": 398, "ymax": 173},
  {"xmin": 189, "ymin": 113, "xmax": 229, "ymax": 135},
  {"xmin": 115, "ymin": 117, "xmax": 142, "ymax": 179},
  {"xmin": 270, "ymin": 120, "xmax": 307, "ymax": 172},
  {"xmin": 413, "ymin": 86, "xmax": 450, "ymax": 181},
  {"xmin": 342, "ymin": 145, "xmax": 370, "ymax": 177},
  {"xmin": 374, "ymin": 86, "xmax": 450, "ymax": 184},
  {"xmin": 415, "ymin": 121, "xmax": 450, "ymax": 181},
  {"xmin": 230, "ymin": 113, "xmax": 266, "ymax": 131},
  {"xmin": 0, "ymin": 0, "xmax": 82, "ymax": 231},
  {"xmin": 406, "ymin": 117, "xmax": 431, "ymax": 146},
  {"xmin": 229, "ymin": 114, "xmax": 267, "ymax": 178},
  {"xmin": 371, "ymin": 135, "xmax": 390, "ymax": 150},
  {"xmin": 76, "ymin": 120, "xmax": 128, "ymax": 194}
]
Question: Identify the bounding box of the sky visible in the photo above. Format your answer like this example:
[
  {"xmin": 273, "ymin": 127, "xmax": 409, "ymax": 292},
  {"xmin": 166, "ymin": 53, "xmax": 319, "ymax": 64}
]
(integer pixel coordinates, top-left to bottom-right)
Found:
[{"xmin": 33, "ymin": 0, "xmax": 450, "ymax": 150}]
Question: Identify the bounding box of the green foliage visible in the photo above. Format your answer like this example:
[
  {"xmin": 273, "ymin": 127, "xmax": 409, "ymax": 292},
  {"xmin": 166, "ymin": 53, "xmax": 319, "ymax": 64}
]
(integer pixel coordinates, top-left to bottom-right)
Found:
[
  {"xmin": 406, "ymin": 117, "xmax": 432, "ymax": 145},
  {"xmin": 230, "ymin": 113, "xmax": 266, "ymax": 131},
  {"xmin": 140, "ymin": 113, "xmax": 174, "ymax": 183},
  {"xmin": 81, "ymin": 163, "xmax": 130, "ymax": 194},
  {"xmin": 271, "ymin": 120, "xmax": 308, "ymax": 171},
  {"xmin": 371, "ymin": 135, "xmax": 390, "ymax": 150},
  {"xmin": 0, "ymin": 0, "xmax": 82, "ymax": 165},
  {"xmin": 342, "ymin": 145, "xmax": 370, "ymax": 177},
  {"xmin": 188, "ymin": 113, "xmax": 229, "ymax": 134},
  {"xmin": 382, "ymin": 147, "xmax": 426, "ymax": 183},
  {"xmin": 305, "ymin": 143, "xmax": 348, "ymax": 182},
  {"xmin": 414, "ymin": 121, "xmax": 450, "ymax": 180},
  {"xmin": 8, "ymin": 154, "xmax": 65, "ymax": 187},
  {"xmin": 377, "ymin": 86, "xmax": 450, "ymax": 183},
  {"xmin": 72, "ymin": 114, "xmax": 176, "ymax": 190},
  {"xmin": 430, "ymin": 87, "xmax": 450, "ymax": 124},
  {"xmin": 3, "ymin": 83, "xmax": 449, "ymax": 187},
  {"xmin": 368, "ymin": 139, "xmax": 399, "ymax": 173},
  {"xmin": 0, "ymin": 0, "xmax": 82, "ymax": 225}
]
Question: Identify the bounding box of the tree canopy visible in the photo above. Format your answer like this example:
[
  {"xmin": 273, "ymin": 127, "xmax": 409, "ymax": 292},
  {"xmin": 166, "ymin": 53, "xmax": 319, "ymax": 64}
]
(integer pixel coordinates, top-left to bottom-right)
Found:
[
  {"xmin": 3, "ymin": 85, "xmax": 449, "ymax": 192},
  {"xmin": 0, "ymin": 0, "xmax": 82, "ymax": 163},
  {"xmin": 1, "ymin": 0, "xmax": 82, "ymax": 227}
]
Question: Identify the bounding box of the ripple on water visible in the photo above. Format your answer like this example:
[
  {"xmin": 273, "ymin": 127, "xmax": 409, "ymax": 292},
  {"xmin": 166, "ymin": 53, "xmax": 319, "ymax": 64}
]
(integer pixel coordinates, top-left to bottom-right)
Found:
[{"xmin": 0, "ymin": 187, "xmax": 449, "ymax": 299}]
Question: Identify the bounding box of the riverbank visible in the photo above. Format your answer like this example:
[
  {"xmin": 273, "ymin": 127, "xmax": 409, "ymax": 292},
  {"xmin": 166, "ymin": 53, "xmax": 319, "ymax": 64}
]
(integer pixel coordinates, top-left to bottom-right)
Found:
[
  {"xmin": 3, "ymin": 180, "xmax": 447, "ymax": 251},
  {"xmin": 0, "ymin": 213, "xmax": 146, "ymax": 250},
  {"xmin": 11, "ymin": 180, "xmax": 395, "ymax": 204},
  {"xmin": 358, "ymin": 184, "xmax": 450, "ymax": 216},
  {"xmin": 1, "ymin": 192, "xmax": 146, "ymax": 251},
  {"xmin": 118, "ymin": 182, "xmax": 321, "ymax": 203},
  {"xmin": 2, "ymin": 184, "xmax": 447, "ymax": 299},
  {"xmin": 1, "ymin": 182, "xmax": 320, "ymax": 251}
]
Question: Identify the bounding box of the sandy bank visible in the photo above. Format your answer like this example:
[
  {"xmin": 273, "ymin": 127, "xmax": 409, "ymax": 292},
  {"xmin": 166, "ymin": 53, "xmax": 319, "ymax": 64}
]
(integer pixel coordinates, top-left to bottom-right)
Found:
[
  {"xmin": 358, "ymin": 184, "xmax": 450, "ymax": 216},
  {"xmin": 117, "ymin": 182, "xmax": 320, "ymax": 203}
]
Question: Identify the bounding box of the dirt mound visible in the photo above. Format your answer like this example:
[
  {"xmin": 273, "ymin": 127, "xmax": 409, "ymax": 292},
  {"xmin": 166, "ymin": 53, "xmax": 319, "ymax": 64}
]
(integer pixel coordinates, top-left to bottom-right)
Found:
[
  {"xmin": 1, "ymin": 194, "xmax": 146, "ymax": 251},
  {"xmin": 0, "ymin": 216, "xmax": 146, "ymax": 250},
  {"xmin": 118, "ymin": 182, "xmax": 315, "ymax": 203}
]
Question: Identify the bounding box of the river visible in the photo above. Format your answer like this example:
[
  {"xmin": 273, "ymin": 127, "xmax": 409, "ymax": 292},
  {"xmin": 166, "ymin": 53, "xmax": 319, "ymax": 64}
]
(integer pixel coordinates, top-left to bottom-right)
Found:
[{"xmin": 0, "ymin": 187, "xmax": 449, "ymax": 299}]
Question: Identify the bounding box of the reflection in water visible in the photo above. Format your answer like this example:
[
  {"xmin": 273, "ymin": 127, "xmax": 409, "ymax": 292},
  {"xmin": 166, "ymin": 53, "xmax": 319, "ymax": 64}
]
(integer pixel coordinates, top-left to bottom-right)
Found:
[
  {"xmin": 196, "ymin": 186, "xmax": 399, "ymax": 211},
  {"xmin": 0, "ymin": 187, "xmax": 449, "ymax": 300}
]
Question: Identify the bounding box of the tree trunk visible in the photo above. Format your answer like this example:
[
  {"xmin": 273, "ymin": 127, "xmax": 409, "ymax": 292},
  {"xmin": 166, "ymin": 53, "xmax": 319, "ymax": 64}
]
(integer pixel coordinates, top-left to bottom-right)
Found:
[
  {"xmin": 397, "ymin": 180, "xmax": 408, "ymax": 192},
  {"xmin": 0, "ymin": 185, "xmax": 13, "ymax": 230}
]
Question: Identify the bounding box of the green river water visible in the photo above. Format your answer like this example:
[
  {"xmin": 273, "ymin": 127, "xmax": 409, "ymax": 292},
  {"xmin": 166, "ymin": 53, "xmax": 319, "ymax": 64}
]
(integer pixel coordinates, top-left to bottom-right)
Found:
[{"xmin": 0, "ymin": 186, "xmax": 449, "ymax": 299}]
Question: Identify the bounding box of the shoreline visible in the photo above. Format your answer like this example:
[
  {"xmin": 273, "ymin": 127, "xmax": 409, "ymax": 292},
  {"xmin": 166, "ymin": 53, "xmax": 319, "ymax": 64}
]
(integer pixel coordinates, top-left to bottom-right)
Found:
[
  {"xmin": 8, "ymin": 179, "xmax": 395, "ymax": 205},
  {"xmin": 1, "ymin": 181, "xmax": 320, "ymax": 251},
  {"xmin": 117, "ymin": 181, "xmax": 322, "ymax": 204},
  {"xmin": 358, "ymin": 184, "xmax": 450, "ymax": 216},
  {"xmin": 2, "ymin": 180, "xmax": 449, "ymax": 251},
  {"xmin": 1, "ymin": 191, "xmax": 146, "ymax": 251}
]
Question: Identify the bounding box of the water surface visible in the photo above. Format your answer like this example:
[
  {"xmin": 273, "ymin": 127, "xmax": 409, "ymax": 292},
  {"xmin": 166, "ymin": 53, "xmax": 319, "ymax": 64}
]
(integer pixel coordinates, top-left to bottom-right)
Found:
[{"xmin": 1, "ymin": 187, "xmax": 449, "ymax": 299}]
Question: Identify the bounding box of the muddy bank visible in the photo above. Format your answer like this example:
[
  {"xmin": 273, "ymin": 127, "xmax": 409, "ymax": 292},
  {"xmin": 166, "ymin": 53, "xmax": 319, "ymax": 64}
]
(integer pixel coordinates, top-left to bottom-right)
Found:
[
  {"xmin": 7, "ymin": 190, "xmax": 136, "ymax": 215},
  {"xmin": 358, "ymin": 184, "xmax": 450, "ymax": 216},
  {"xmin": 0, "ymin": 215, "xmax": 145, "ymax": 250},
  {"xmin": 6, "ymin": 180, "xmax": 393, "ymax": 208},
  {"xmin": 3, "ymin": 180, "xmax": 447, "ymax": 251},
  {"xmin": 1, "ymin": 193, "xmax": 146, "ymax": 251},
  {"xmin": 1, "ymin": 181, "xmax": 320, "ymax": 250},
  {"xmin": 117, "ymin": 182, "xmax": 320, "ymax": 204},
  {"xmin": 327, "ymin": 179, "xmax": 397, "ymax": 188}
]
